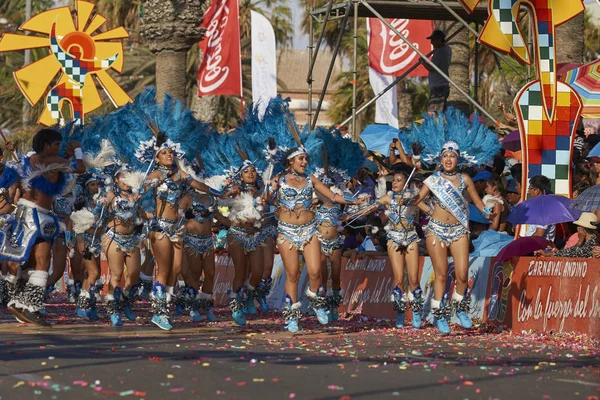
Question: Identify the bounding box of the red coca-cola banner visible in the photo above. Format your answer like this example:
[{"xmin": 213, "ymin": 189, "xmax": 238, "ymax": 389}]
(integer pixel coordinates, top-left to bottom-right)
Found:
[
  {"xmin": 368, "ymin": 18, "xmax": 434, "ymax": 77},
  {"xmin": 197, "ymin": 0, "xmax": 242, "ymax": 97}
]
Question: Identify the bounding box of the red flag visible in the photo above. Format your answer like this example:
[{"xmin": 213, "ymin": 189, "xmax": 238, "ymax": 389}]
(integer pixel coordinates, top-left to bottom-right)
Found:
[
  {"xmin": 368, "ymin": 18, "xmax": 433, "ymax": 77},
  {"xmin": 197, "ymin": 0, "xmax": 242, "ymax": 97}
]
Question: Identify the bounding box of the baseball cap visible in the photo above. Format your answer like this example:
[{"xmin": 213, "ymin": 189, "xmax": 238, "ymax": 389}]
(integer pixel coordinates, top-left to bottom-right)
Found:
[
  {"xmin": 426, "ymin": 30, "xmax": 446, "ymax": 41},
  {"xmin": 506, "ymin": 179, "xmax": 518, "ymax": 194},
  {"xmin": 472, "ymin": 170, "xmax": 492, "ymax": 182}
]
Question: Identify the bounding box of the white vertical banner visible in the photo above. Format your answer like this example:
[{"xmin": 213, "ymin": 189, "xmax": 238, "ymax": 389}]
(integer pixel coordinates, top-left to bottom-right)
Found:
[
  {"xmin": 251, "ymin": 10, "xmax": 277, "ymax": 119},
  {"xmin": 368, "ymin": 66, "xmax": 399, "ymax": 128}
]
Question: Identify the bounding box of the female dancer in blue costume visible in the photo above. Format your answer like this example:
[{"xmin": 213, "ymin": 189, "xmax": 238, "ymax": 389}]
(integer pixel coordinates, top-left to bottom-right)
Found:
[
  {"xmin": 224, "ymin": 159, "xmax": 272, "ymax": 326},
  {"xmin": 375, "ymin": 164, "xmax": 423, "ymax": 329},
  {"xmin": 49, "ymin": 192, "xmax": 82, "ymax": 304},
  {"xmin": 0, "ymin": 150, "xmax": 21, "ymax": 308},
  {"xmin": 101, "ymin": 167, "xmax": 146, "ymax": 326},
  {"xmin": 315, "ymin": 174, "xmax": 345, "ymax": 322},
  {"xmin": 143, "ymin": 142, "xmax": 225, "ymax": 331},
  {"xmin": 101, "ymin": 89, "xmax": 227, "ymax": 331},
  {"xmin": 268, "ymin": 145, "xmax": 365, "ymax": 332},
  {"xmin": 72, "ymin": 174, "xmax": 104, "ymax": 320},
  {"xmin": 313, "ymin": 129, "xmax": 365, "ymax": 322},
  {"xmin": 178, "ymin": 160, "xmax": 229, "ymax": 323},
  {"xmin": 401, "ymin": 109, "xmax": 500, "ymax": 334},
  {"xmin": 199, "ymin": 132, "xmax": 271, "ymax": 326},
  {"xmin": 2, "ymin": 128, "xmax": 85, "ymax": 326}
]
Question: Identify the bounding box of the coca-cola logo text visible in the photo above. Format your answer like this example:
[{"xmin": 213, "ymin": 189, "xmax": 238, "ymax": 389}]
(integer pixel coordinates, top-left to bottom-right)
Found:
[
  {"xmin": 376, "ymin": 19, "xmax": 419, "ymax": 75},
  {"xmin": 368, "ymin": 18, "xmax": 432, "ymax": 77},
  {"xmin": 199, "ymin": 0, "xmax": 231, "ymax": 93}
]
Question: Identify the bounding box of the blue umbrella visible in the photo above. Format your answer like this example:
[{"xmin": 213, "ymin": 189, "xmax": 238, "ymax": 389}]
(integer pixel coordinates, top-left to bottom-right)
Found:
[
  {"xmin": 469, "ymin": 203, "xmax": 491, "ymax": 224},
  {"xmin": 360, "ymin": 124, "xmax": 400, "ymax": 157},
  {"xmin": 571, "ymin": 184, "xmax": 600, "ymax": 211},
  {"xmin": 471, "ymin": 230, "xmax": 513, "ymax": 257},
  {"xmin": 588, "ymin": 142, "xmax": 600, "ymax": 158},
  {"xmin": 507, "ymin": 195, "xmax": 582, "ymax": 225}
]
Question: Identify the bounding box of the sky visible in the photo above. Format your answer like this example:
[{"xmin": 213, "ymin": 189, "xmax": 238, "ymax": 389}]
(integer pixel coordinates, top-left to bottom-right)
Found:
[{"xmin": 292, "ymin": 0, "xmax": 309, "ymax": 49}]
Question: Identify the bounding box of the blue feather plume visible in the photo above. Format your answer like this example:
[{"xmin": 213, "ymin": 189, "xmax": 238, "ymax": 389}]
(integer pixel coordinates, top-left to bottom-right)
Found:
[
  {"xmin": 399, "ymin": 108, "xmax": 500, "ymax": 167},
  {"xmin": 0, "ymin": 164, "xmax": 19, "ymax": 189},
  {"xmin": 88, "ymin": 87, "xmax": 214, "ymax": 170},
  {"xmin": 313, "ymin": 127, "xmax": 365, "ymax": 179}
]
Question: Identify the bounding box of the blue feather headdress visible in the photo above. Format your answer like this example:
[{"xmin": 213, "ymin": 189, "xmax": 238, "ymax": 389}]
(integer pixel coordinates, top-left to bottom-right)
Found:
[
  {"xmin": 0, "ymin": 163, "xmax": 20, "ymax": 190},
  {"xmin": 399, "ymin": 108, "xmax": 500, "ymax": 167},
  {"xmin": 98, "ymin": 87, "xmax": 212, "ymax": 169},
  {"xmin": 312, "ymin": 127, "xmax": 365, "ymax": 189},
  {"xmin": 200, "ymin": 96, "xmax": 323, "ymax": 181},
  {"xmin": 52, "ymin": 121, "xmax": 84, "ymax": 158},
  {"xmin": 247, "ymin": 96, "xmax": 322, "ymax": 174}
]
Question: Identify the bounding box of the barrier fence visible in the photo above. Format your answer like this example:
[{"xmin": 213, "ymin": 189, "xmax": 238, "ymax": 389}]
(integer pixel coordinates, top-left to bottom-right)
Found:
[{"xmin": 93, "ymin": 253, "xmax": 600, "ymax": 337}]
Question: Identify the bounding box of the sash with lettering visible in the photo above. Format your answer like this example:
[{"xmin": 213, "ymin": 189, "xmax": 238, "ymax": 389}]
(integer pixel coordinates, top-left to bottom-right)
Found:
[
  {"xmin": 368, "ymin": 18, "xmax": 433, "ymax": 77},
  {"xmin": 197, "ymin": 0, "xmax": 242, "ymax": 96},
  {"xmin": 424, "ymin": 172, "xmax": 469, "ymax": 229}
]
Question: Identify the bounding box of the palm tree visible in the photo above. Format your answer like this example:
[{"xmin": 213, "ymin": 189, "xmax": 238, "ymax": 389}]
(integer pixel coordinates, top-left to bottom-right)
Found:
[
  {"xmin": 434, "ymin": 21, "xmax": 471, "ymax": 115},
  {"xmin": 556, "ymin": 13, "xmax": 584, "ymax": 65},
  {"xmin": 140, "ymin": 0, "xmax": 206, "ymax": 103}
]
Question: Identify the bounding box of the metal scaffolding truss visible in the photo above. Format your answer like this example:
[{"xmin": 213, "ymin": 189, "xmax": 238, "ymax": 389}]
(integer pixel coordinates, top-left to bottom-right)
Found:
[
  {"xmin": 306, "ymin": 0, "xmax": 522, "ymax": 139},
  {"xmin": 311, "ymin": 0, "xmax": 488, "ymax": 22}
]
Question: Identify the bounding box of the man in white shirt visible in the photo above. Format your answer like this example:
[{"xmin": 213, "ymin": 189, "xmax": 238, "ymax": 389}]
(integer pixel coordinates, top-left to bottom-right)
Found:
[{"xmin": 424, "ymin": 30, "xmax": 452, "ymax": 113}]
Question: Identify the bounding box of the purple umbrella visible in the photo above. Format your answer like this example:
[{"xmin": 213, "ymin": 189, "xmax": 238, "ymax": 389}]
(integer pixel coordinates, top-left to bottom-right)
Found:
[
  {"xmin": 501, "ymin": 130, "xmax": 521, "ymax": 151},
  {"xmin": 495, "ymin": 236, "xmax": 551, "ymax": 264},
  {"xmin": 507, "ymin": 195, "xmax": 582, "ymax": 226}
]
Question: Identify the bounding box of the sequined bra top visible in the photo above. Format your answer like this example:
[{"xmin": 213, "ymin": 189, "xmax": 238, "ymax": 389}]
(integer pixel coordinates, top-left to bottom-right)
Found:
[
  {"xmin": 110, "ymin": 195, "xmax": 137, "ymax": 224},
  {"xmin": 388, "ymin": 191, "xmax": 417, "ymax": 226},
  {"xmin": 53, "ymin": 196, "xmax": 74, "ymax": 216},
  {"xmin": 316, "ymin": 203, "xmax": 342, "ymax": 226},
  {"xmin": 277, "ymin": 174, "xmax": 314, "ymax": 212},
  {"xmin": 156, "ymin": 168, "xmax": 187, "ymax": 206},
  {"xmin": 190, "ymin": 195, "xmax": 215, "ymax": 223}
]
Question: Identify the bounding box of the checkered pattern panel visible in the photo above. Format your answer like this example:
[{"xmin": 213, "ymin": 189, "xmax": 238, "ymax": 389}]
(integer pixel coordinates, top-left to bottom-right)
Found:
[
  {"xmin": 46, "ymin": 26, "xmax": 121, "ymax": 125},
  {"xmin": 517, "ymin": 81, "xmax": 581, "ymax": 197},
  {"xmin": 46, "ymin": 84, "xmax": 83, "ymax": 126},
  {"xmin": 492, "ymin": 0, "xmax": 528, "ymax": 61},
  {"xmin": 490, "ymin": 0, "xmax": 559, "ymax": 120}
]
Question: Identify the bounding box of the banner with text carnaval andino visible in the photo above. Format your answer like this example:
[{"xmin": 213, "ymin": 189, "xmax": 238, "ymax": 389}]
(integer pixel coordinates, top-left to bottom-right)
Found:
[
  {"xmin": 483, "ymin": 258, "xmax": 600, "ymax": 337},
  {"xmin": 197, "ymin": 0, "xmax": 242, "ymax": 97},
  {"xmin": 339, "ymin": 255, "xmax": 491, "ymax": 325}
]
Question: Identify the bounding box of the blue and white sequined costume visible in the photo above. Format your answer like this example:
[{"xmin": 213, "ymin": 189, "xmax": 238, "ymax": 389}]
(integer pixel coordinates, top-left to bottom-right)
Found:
[
  {"xmin": 183, "ymin": 195, "xmax": 215, "ymax": 256},
  {"xmin": 276, "ymin": 174, "xmax": 318, "ymax": 251},
  {"xmin": 315, "ymin": 203, "xmax": 344, "ymax": 255},
  {"xmin": 385, "ymin": 191, "xmax": 420, "ymax": 252}
]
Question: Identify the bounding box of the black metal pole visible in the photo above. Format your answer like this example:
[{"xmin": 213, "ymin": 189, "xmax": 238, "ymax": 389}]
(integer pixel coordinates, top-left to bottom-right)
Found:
[
  {"xmin": 307, "ymin": 0, "xmax": 334, "ymax": 84},
  {"xmin": 311, "ymin": 2, "xmax": 351, "ymax": 131}
]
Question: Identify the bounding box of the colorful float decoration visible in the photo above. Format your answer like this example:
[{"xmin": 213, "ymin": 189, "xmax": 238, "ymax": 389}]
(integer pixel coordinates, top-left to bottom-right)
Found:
[
  {"xmin": 0, "ymin": 0, "xmax": 132, "ymax": 125},
  {"xmin": 459, "ymin": 0, "xmax": 585, "ymax": 198}
]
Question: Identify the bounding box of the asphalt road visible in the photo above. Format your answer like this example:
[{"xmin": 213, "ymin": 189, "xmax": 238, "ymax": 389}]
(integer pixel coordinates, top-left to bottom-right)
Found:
[{"xmin": 0, "ymin": 302, "xmax": 598, "ymax": 400}]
